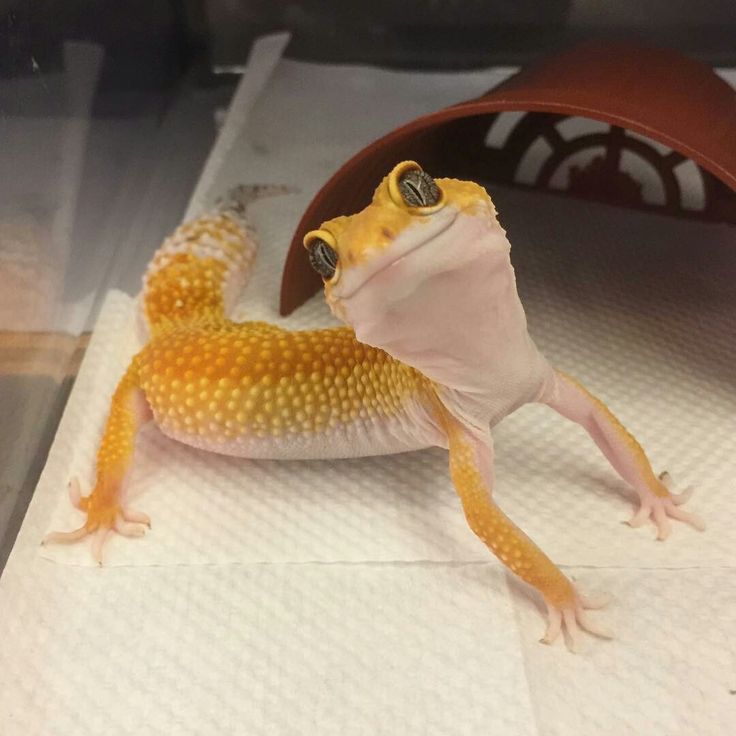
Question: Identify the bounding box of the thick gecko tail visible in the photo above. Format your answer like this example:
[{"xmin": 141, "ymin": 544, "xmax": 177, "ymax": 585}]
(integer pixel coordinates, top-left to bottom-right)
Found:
[{"xmin": 141, "ymin": 183, "xmax": 296, "ymax": 337}]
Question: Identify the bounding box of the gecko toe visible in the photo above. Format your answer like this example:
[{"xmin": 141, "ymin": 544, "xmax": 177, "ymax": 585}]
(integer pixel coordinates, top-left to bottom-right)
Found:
[
  {"xmin": 653, "ymin": 505, "xmax": 672, "ymax": 541},
  {"xmin": 114, "ymin": 515, "xmax": 147, "ymax": 537},
  {"xmin": 68, "ymin": 477, "xmax": 85, "ymax": 510},
  {"xmin": 577, "ymin": 591, "xmax": 612, "ymax": 610},
  {"xmin": 122, "ymin": 507, "xmax": 151, "ymax": 527},
  {"xmin": 670, "ymin": 485, "xmax": 695, "ymax": 506},
  {"xmin": 666, "ymin": 503, "xmax": 706, "ymax": 531},
  {"xmin": 42, "ymin": 526, "xmax": 89, "ymax": 546},
  {"xmin": 562, "ymin": 609, "xmax": 584, "ymax": 652},
  {"xmin": 91, "ymin": 528, "xmax": 111, "ymax": 565},
  {"xmin": 541, "ymin": 605, "xmax": 562, "ymax": 645},
  {"xmin": 576, "ymin": 608, "xmax": 614, "ymax": 639},
  {"xmin": 627, "ymin": 505, "xmax": 651, "ymax": 528}
]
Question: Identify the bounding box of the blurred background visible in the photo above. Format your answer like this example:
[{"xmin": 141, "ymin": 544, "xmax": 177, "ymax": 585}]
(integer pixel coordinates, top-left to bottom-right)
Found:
[{"xmin": 1, "ymin": 0, "xmax": 735, "ymax": 568}]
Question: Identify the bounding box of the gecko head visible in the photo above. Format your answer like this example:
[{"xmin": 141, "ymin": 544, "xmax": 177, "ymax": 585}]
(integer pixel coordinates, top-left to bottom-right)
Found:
[{"xmin": 303, "ymin": 161, "xmax": 512, "ymax": 365}]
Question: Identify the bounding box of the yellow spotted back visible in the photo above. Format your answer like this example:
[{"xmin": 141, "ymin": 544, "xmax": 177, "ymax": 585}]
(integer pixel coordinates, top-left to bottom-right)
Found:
[{"xmin": 137, "ymin": 322, "xmax": 430, "ymax": 443}]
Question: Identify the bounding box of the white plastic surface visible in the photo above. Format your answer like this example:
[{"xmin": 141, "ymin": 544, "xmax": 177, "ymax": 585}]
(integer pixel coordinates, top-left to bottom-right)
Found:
[{"xmin": 2, "ymin": 34, "xmax": 736, "ymax": 735}]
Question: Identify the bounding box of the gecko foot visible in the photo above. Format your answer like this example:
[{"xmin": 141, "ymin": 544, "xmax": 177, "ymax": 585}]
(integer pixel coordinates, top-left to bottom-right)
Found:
[
  {"xmin": 627, "ymin": 472, "xmax": 705, "ymax": 541},
  {"xmin": 541, "ymin": 589, "xmax": 613, "ymax": 652},
  {"xmin": 42, "ymin": 477, "xmax": 150, "ymax": 565}
]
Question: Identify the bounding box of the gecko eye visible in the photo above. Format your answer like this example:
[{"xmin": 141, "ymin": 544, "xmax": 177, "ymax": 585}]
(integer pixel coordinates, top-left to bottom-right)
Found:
[
  {"xmin": 307, "ymin": 237, "xmax": 339, "ymax": 280},
  {"xmin": 398, "ymin": 169, "xmax": 441, "ymax": 208},
  {"xmin": 388, "ymin": 162, "xmax": 445, "ymax": 212}
]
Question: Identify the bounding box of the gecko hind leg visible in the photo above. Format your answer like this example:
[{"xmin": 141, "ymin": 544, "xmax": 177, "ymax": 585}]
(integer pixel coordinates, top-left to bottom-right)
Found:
[{"xmin": 42, "ymin": 360, "xmax": 152, "ymax": 564}]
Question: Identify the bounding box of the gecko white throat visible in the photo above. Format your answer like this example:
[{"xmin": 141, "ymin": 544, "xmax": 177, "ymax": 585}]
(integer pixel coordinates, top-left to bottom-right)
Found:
[{"xmin": 332, "ymin": 208, "xmax": 549, "ymax": 425}]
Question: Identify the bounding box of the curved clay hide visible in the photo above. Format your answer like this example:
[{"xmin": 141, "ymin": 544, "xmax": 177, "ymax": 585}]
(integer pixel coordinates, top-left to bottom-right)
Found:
[{"xmin": 281, "ymin": 41, "xmax": 736, "ymax": 314}]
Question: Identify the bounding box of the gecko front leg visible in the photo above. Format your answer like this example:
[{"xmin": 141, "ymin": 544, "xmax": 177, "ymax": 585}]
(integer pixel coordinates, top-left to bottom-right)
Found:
[
  {"xmin": 538, "ymin": 369, "xmax": 705, "ymax": 540},
  {"xmin": 433, "ymin": 397, "xmax": 612, "ymax": 650}
]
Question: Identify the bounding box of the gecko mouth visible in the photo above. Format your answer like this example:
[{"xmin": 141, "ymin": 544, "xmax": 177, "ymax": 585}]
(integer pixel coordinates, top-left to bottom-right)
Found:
[{"xmin": 338, "ymin": 209, "xmax": 460, "ymax": 301}]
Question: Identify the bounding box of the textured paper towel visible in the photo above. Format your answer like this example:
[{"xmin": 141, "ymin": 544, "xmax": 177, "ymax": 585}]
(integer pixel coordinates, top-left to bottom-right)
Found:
[
  {"xmin": 2, "ymin": 34, "xmax": 736, "ymax": 736},
  {"xmin": 511, "ymin": 568, "xmax": 736, "ymax": 735},
  {"xmin": 1, "ymin": 562, "xmax": 539, "ymax": 735}
]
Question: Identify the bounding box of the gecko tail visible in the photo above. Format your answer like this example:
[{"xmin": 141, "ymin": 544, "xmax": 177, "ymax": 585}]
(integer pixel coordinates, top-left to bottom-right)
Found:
[
  {"xmin": 141, "ymin": 183, "xmax": 296, "ymax": 337},
  {"xmin": 215, "ymin": 184, "xmax": 298, "ymax": 224}
]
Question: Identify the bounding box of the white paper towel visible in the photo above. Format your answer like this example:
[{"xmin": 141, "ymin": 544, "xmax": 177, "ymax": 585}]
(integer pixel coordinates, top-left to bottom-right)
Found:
[{"xmin": 2, "ymin": 34, "xmax": 736, "ymax": 736}]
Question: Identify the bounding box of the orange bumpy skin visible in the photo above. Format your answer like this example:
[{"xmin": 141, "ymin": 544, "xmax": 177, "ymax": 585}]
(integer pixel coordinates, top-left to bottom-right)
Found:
[
  {"xmin": 138, "ymin": 325, "xmax": 427, "ymax": 445},
  {"xmin": 45, "ymin": 169, "xmax": 704, "ymax": 651}
]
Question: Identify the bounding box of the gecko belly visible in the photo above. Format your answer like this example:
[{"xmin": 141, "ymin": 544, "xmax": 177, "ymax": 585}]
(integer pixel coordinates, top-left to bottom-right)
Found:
[
  {"xmin": 154, "ymin": 406, "xmax": 441, "ymax": 460},
  {"xmin": 136, "ymin": 322, "xmax": 444, "ymax": 461}
]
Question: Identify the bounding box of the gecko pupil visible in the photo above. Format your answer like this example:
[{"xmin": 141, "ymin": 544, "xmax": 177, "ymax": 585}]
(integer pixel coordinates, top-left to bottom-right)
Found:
[
  {"xmin": 398, "ymin": 169, "xmax": 440, "ymax": 207},
  {"xmin": 308, "ymin": 238, "xmax": 338, "ymax": 279}
]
